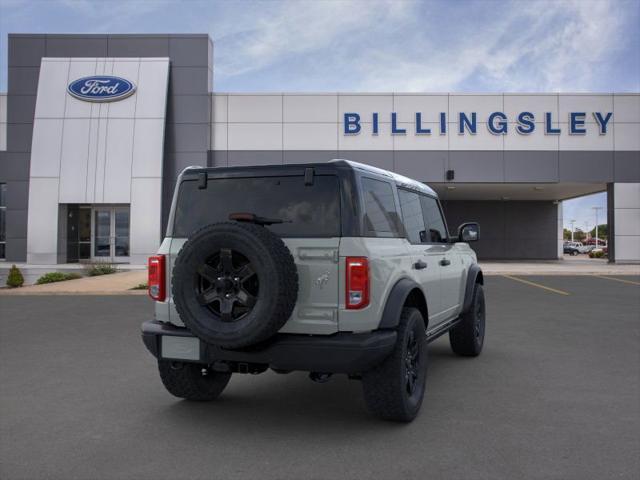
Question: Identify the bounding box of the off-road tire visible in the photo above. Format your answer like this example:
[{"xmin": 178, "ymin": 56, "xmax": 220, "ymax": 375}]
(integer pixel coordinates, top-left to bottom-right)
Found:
[
  {"xmin": 172, "ymin": 222, "xmax": 298, "ymax": 349},
  {"xmin": 158, "ymin": 360, "xmax": 231, "ymax": 401},
  {"xmin": 449, "ymin": 283, "xmax": 485, "ymax": 356},
  {"xmin": 362, "ymin": 308, "xmax": 427, "ymax": 422}
]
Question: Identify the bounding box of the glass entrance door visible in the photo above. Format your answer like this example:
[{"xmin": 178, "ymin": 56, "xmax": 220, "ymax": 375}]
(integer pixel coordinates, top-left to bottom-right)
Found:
[{"xmin": 92, "ymin": 206, "xmax": 130, "ymax": 262}]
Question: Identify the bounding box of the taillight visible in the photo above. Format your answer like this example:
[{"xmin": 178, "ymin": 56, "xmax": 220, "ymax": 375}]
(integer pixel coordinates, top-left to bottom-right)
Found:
[
  {"xmin": 148, "ymin": 255, "xmax": 166, "ymax": 301},
  {"xmin": 345, "ymin": 257, "xmax": 369, "ymax": 309}
]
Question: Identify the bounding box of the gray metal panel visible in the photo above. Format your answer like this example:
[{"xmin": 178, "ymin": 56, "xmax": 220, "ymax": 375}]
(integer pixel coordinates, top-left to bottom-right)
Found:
[
  {"xmin": 0, "ymin": 153, "xmax": 30, "ymax": 181},
  {"xmin": 504, "ymin": 150, "xmax": 559, "ymax": 182},
  {"xmin": 165, "ymin": 124, "xmax": 210, "ymax": 153},
  {"xmin": 169, "ymin": 36, "xmax": 211, "ymax": 67},
  {"xmin": 6, "ymin": 95, "xmax": 36, "ymax": 124},
  {"xmin": 167, "ymin": 95, "xmax": 210, "ymax": 124},
  {"xmin": 5, "ymin": 180, "xmax": 29, "ymax": 209},
  {"xmin": 227, "ymin": 151, "xmax": 284, "ymax": 166},
  {"xmin": 7, "ymin": 67, "xmax": 40, "ymax": 95},
  {"xmin": 283, "ymin": 150, "xmax": 338, "ymax": 164},
  {"xmin": 394, "ymin": 151, "xmax": 446, "ymax": 182},
  {"xmin": 8, "ymin": 35, "xmax": 46, "ymax": 67},
  {"xmin": 5, "ymin": 236, "xmax": 26, "ymax": 262},
  {"xmin": 441, "ymin": 200, "xmax": 506, "ymax": 259},
  {"xmin": 504, "ymin": 202, "xmax": 557, "ymax": 259},
  {"xmin": 441, "ymin": 200, "xmax": 558, "ymax": 260},
  {"xmin": 209, "ymin": 150, "xmax": 228, "ymax": 167},
  {"xmin": 6, "ymin": 124, "xmax": 33, "ymax": 153},
  {"xmin": 169, "ymin": 67, "xmax": 210, "ymax": 95},
  {"xmin": 45, "ymin": 35, "xmax": 108, "ymax": 57},
  {"xmin": 449, "ymin": 151, "xmax": 504, "ymax": 182},
  {"xmin": 614, "ymin": 151, "xmax": 640, "ymax": 182},
  {"xmin": 163, "ymin": 152, "xmax": 208, "ymax": 175},
  {"xmin": 607, "ymin": 183, "xmax": 615, "ymax": 261},
  {"xmin": 107, "ymin": 35, "xmax": 170, "ymax": 57},
  {"xmin": 559, "ymin": 151, "xmax": 614, "ymax": 182},
  {"xmin": 6, "ymin": 208, "xmax": 28, "ymax": 239}
]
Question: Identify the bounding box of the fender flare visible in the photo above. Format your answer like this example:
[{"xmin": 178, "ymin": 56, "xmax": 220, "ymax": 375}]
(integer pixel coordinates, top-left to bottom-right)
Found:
[
  {"xmin": 462, "ymin": 264, "xmax": 484, "ymax": 314},
  {"xmin": 378, "ymin": 278, "xmax": 427, "ymax": 330}
]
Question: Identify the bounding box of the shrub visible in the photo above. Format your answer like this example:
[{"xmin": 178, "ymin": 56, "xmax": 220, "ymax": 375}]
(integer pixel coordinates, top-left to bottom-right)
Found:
[
  {"xmin": 85, "ymin": 263, "xmax": 118, "ymax": 276},
  {"xmin": 6, "ymin": 265, "xmax": 25, "ymax": 288},
  {"xmin": 131, "ymin": 282, "xmax": 148, "ymax": 290},
  {"xmin": 589, "ymin": 250, "xmax": 606, "ymax": 259},
  {"xmin": 36, "ymin": 272, "xmax": 82, "ymax": 285}
]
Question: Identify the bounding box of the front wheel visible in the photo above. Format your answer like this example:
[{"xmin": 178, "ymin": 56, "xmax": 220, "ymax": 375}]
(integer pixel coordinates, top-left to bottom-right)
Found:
[
  {"xmin": 158, "ymin": 360, "xmax": 231, "ymax": 401},
  {"xmin": 449, "ymin": 283, "xmax": 485, "ymax": 356},
  {"xmin": 362, "ymin": 307, "xmax": 427, "ymax": 422}
]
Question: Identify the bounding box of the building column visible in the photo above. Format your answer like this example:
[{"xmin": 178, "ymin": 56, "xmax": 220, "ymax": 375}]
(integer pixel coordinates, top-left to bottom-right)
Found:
[
  {"xmin": 557, "ymin": 201, "xmax": 564, "ymax": 259},
  {"xmin": 608, "ymin": 183, "xmax": 640, "ymax": 263}
]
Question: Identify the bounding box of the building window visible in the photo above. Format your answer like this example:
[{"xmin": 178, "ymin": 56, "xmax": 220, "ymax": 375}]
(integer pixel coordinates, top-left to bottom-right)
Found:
[{"xmin": 0, "ymin": 183, "xmax": 6, "ymax": 259}]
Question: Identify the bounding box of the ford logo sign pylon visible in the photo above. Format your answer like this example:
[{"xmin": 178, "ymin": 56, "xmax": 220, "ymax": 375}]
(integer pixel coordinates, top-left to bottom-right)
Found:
[{"xmin": 67, "ymin": 76, "xmax": 136, "ymax": 102}]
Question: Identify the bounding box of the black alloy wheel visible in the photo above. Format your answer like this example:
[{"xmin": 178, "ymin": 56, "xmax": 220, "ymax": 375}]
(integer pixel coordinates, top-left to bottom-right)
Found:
[
  {"xmin": 195, "ymin": 248, "xmax": 259, "ymax": 322},
  {"xmin": 405, "ymin": 329, "xmax": 420, "ymax": 396}
]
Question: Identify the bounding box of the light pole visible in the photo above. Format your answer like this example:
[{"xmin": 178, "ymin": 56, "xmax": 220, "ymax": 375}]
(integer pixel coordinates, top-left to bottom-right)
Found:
[
  {"xmin": 592, "ymin": 206, "xmax": 603, "ymax": 247},
  {"xmin": 570, "ymin": 219, "xmax": 576, "ymax": 242}
]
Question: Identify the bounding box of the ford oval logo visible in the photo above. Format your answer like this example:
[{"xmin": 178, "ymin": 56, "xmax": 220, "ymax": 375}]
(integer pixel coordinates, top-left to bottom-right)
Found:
[{"xmin": 67, "ymin": 76, "xmax": 136, "ymax": 102}]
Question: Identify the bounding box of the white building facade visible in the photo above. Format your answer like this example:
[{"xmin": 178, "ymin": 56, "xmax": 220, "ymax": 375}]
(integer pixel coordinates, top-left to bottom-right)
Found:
[{"xmin": 0, "ymin": 34, "xmax": 638, "ymax": 264}]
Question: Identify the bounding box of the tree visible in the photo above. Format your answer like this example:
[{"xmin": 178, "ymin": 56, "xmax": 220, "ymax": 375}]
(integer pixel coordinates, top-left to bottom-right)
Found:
[
  {"xmin": 589, "ymin": 224, "xmax": 607, "ymax": 239},
  {"xmin": 573, "ymin": 228, "xmax": 586, "ymax": 242}
]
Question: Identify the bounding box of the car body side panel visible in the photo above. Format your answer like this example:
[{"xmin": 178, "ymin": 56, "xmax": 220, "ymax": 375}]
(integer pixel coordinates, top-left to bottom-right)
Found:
[{"xmin": 337, "ymin": 237, "xmax": 418, "ymax": 332}]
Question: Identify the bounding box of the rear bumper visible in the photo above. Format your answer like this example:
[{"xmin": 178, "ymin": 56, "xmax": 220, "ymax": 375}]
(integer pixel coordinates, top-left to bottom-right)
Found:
[{"xmin": 141, "ymin": 320, "xmax": 397, "ymax": 374}]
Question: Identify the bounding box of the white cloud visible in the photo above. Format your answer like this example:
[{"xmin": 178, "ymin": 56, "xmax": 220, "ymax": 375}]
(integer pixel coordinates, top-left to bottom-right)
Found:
[{"xmin": 213, "ymin": 0, "xmax": 636, "ymax": 92}]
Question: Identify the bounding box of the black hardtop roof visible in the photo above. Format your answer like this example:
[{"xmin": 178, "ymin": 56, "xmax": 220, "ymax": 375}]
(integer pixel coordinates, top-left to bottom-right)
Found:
[{"xmin": 181, "ymin": 159, "xmax": 437, "ymax": 197}]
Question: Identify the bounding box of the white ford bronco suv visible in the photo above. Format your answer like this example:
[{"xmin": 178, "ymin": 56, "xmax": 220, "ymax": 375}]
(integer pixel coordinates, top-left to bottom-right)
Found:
[{"xmin": 142, "ymin": 160, "xmax": 485, "ymax": 422}]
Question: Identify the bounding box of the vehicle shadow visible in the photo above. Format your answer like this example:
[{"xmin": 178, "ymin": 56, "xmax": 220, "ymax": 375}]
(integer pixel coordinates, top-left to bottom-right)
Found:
[{"xmin": 148, "ymin": 338, "xmax": 463, "ymax": 434}]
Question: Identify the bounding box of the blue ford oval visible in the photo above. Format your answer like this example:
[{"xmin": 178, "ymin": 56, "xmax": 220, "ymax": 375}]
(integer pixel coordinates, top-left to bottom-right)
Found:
[{"xmin": 67, "ymin": 76, "xmax": 136, "ymax": 102}]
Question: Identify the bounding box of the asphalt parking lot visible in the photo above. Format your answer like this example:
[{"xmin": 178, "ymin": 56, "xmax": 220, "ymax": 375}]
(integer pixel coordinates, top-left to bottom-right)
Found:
[{"xmin": 1, "ymin": 275, "xmax": 639, "ymax": 480}]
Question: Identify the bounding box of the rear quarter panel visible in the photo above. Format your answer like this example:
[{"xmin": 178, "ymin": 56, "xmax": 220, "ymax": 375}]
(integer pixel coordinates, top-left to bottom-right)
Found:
[{"xmin": 338, "ymin": 237, "xmax": 416, "ymax": 332}]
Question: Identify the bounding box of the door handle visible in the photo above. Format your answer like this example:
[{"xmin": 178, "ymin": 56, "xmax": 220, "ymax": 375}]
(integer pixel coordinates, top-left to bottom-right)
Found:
[
  {"xmin": 413, "ymin": 260, "xmax": 427, "ymax": 270},
  {"xmin": 440, "ymin": 258, "xmax": 451, "ymax": 266}
]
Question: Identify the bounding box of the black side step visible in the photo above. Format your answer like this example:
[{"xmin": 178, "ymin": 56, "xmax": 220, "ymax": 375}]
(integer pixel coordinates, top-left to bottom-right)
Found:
[{"xmin": 425, "ymin": 317, "xmax": 461, "ymax": 343}]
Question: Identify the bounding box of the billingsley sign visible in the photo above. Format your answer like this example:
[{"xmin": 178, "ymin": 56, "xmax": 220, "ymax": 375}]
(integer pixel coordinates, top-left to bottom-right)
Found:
[
  {"xmin": 343, "ymin": 111, "xmax": 613, "ymax": 135},
  {"xmin": 67, "ymin": 76, "xmax": 136, "ymax": 102}
]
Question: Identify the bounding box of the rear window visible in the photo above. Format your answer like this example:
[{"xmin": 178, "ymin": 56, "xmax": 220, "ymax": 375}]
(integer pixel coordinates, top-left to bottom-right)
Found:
[{"xmin": 173, "ymin": 175, "xmax": 341, "ymax": 238}]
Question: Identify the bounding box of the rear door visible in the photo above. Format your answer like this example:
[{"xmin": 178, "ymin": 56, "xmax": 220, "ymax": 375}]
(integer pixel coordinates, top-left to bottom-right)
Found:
[
  {"xmin": 420, "ymin": 195, "xmax": 463, "ymax": 319},
  {"xmin": 397, "ymin": 188, "xmax": 444, "ymax": 325}
]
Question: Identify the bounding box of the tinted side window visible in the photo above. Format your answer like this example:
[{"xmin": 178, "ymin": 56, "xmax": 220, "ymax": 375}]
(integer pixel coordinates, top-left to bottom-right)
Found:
[
  {"xmin": 420, "ymin": 195, "xmax": 449, "ymax": 243},
  {"xmin": 361, "ymin": 177, "xmax": 402, "ymax": 236},
  {"xmin": 398, "ymin": 189, "xmax": 426, "ymax": 244}
]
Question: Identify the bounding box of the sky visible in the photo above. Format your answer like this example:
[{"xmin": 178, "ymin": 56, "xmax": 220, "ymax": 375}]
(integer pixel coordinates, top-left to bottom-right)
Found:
[{"xmin": 1, "ymin": 0, "xmax": 638, "ymax": 227}]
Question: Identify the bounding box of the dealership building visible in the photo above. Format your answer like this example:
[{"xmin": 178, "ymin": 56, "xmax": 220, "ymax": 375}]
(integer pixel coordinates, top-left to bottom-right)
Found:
[{"xmin": 0, "ymin": 33, "xmax": 638, "ymax": 265}]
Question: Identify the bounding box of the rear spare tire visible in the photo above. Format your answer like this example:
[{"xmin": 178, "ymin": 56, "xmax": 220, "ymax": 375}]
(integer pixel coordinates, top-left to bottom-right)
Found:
[{"xmin": 172, "ymin": 222, "xmax": 298, "ymax": 349}]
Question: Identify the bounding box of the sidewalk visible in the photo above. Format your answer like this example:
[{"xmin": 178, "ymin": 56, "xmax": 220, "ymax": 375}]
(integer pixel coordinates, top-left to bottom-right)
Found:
[
  {"xmin": 480, "ymin": 257, "xmax": 640, "ymax": 276},
  {"xmin": 0, "ymin": 270, "xmax": 148, "ymax": 295}
]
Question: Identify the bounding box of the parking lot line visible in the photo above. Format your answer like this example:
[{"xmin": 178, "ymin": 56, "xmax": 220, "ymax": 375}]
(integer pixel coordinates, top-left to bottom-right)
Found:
[
  {"xmin": 592, "ymin": 275, "xmax": 640, "ymax": 286},
  {"xmin": 501, "ymin": 275, "xmax": 571, "ymax": 296}
]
